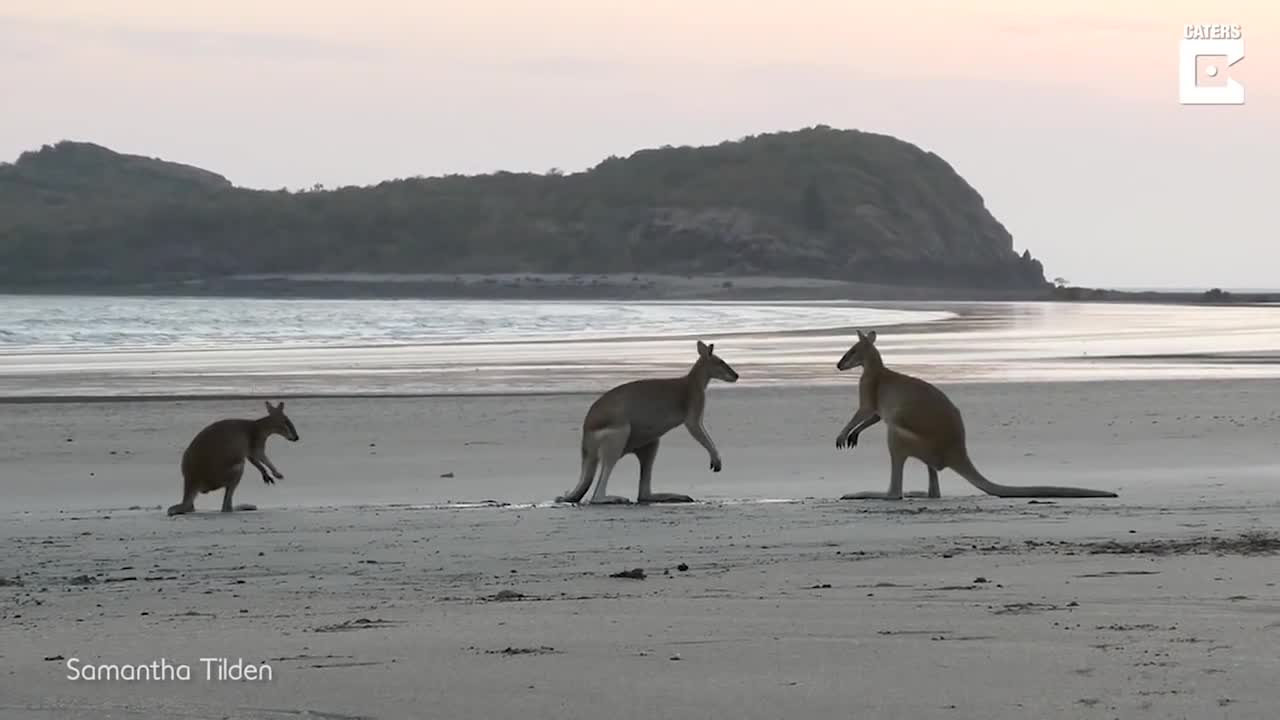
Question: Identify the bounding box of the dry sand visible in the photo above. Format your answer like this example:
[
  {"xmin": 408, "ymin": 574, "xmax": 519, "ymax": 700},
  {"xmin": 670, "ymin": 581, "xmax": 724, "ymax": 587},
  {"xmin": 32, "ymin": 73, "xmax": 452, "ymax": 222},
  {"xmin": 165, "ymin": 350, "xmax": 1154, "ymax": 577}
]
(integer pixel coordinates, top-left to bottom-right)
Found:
[{"xmin": 3, "ymin": 380, "xmax": 1280, "ymax": 719}]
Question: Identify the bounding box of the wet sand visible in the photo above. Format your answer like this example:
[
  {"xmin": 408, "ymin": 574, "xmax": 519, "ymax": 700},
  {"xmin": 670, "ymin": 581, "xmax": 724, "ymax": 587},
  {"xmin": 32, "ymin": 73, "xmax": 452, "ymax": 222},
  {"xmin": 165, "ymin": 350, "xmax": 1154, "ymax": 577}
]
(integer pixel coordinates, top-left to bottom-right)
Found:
[{"xmin": 3, "ymin": 380, "xmax": 1280, "ymax": 718}]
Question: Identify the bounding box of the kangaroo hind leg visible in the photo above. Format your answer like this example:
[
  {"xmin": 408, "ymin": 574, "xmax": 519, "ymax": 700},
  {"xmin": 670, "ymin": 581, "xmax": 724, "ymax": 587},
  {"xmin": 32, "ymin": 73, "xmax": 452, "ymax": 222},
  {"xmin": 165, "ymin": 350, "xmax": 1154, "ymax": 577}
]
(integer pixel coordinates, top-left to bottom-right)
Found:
[
  {"xmin": 903, "ymin": 464, "xmax": 941, "ymax": 499},
  {"xmin": 636, "ymin": 439, "xmax": 693, "ymax": 504},
  {"xmin": 219, "ymin": 462, "xmax": 256, "ymax": 513},
  {"xmin": 842, "ymin": 431, "xmax": 908, "ymax": 500},
  {"xmin": 167, "ymin": 481, "xmax": 197, "ymax": 517}
]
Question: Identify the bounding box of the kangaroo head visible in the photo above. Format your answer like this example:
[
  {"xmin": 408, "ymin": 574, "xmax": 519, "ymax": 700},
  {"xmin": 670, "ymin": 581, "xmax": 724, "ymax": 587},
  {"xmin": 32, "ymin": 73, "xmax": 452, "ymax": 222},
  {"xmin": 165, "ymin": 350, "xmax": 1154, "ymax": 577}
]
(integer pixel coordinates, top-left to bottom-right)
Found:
[
  {"xmin": 696, "ymin": 340, "xmax": 739, "ymax": 383},
  {"xmin": 264, "ymin": 401, "xmax": 300, "ymax": 442},
  {"xmin": 836, "ymin": 329, "xmax": 878, "ymax": 371}
]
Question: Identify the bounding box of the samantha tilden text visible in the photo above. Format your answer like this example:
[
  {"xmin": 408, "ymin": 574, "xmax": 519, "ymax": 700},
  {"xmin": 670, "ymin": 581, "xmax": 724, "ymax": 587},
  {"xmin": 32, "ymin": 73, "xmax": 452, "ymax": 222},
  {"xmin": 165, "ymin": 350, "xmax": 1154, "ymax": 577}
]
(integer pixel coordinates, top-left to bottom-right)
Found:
[{"xmin": 65, "ymin": 657, "xmax": 272, "ymax": 682}]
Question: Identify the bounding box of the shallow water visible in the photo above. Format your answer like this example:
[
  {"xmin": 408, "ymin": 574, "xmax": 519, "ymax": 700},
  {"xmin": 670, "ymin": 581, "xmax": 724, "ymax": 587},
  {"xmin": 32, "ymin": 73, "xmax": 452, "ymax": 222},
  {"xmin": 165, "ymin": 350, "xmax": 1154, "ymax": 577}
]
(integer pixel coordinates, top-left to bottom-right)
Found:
[{"xmin": 1, "ymin": 295, "xmax": 1279, "ymax": 398}]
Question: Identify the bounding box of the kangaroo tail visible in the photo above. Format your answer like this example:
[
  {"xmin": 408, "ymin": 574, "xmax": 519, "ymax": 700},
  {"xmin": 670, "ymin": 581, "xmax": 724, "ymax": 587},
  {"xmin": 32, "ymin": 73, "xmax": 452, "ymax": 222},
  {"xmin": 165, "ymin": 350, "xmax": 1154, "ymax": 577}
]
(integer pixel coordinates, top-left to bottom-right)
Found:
[
  {"xmin": 949, "ymin": 449, "xmax": 1118, "ymax": 498},
  {"xmin": 556, "ymin": 434, "xmax": 599, "ymax": 503}
]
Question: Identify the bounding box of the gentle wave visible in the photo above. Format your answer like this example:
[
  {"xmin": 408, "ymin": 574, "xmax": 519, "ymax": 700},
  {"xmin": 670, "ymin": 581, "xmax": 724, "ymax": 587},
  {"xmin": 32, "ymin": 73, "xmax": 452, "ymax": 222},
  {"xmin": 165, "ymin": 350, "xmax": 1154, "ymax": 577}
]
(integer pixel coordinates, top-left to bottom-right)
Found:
[
  {"xmin": 0, "ymin": 295, "xmax": 950, "ymax": 398},
  {"xmin": 2, "ymin": 295, "xmax": 1280, "ymax": 398},
  {"xmin": 0, "ymin": 295, "xmax": 944, "ymax": 354}
]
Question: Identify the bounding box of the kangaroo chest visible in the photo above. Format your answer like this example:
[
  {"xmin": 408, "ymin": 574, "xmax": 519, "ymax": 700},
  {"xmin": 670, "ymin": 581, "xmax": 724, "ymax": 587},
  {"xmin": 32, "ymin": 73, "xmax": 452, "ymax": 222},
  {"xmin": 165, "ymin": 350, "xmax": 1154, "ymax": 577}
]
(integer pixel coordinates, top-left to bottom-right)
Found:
[
  {"xmin": 859, "ymin": 374, "xmax": 882, "ymax": 413},
  {"xmin": 861, "ymin": 373, "xmax": 906, "ymax": 425}
]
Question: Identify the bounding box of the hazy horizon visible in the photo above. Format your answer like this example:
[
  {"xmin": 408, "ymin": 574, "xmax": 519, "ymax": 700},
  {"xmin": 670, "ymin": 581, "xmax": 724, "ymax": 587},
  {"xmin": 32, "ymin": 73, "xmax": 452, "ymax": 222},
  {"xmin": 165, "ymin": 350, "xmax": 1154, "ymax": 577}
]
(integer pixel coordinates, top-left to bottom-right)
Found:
[{"xmin": 3, "ymin": 1, "xmax": 1277, "ymax": 288}]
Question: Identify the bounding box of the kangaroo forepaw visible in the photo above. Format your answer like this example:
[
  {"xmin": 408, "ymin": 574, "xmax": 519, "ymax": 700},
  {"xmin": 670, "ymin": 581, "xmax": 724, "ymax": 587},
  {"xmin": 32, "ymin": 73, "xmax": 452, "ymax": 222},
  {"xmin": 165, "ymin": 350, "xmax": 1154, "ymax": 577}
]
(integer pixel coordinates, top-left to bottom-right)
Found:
[
  {"xmin": 710, "ymin": 457, "xmax": 722, "ymax": 472},
  {"xmin": 262, "ymin": 475, "xmax": 275, "ymax": 485},
  {"xmin": 272, "ymin": 471, "xmax": 284, "ymax": 480}
]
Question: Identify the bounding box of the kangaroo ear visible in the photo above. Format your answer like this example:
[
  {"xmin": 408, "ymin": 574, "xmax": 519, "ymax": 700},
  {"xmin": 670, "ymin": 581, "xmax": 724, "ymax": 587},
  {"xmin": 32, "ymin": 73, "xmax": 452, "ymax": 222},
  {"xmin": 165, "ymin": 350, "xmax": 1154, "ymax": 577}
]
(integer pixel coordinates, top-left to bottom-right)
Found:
[
  {"xmin": 264, "ymin": 400, "xmax": 273, "ymax": 412},
  {"xmin": 866, "ymin": 330, "xmax": 877, "ymax": 344},
  {"xmin": 697, "ymin": 340, "xmax": 709, "ymax": 357},
  {"xmin": 707, "ymin": 343, "xmax": 715, "ymax": 354},
  {"xmin": 856, "ymin": 330, "xmax": 865, "ymax": 341},
  {"xmin": 277, "ymin": 401, "xmax": 285, "ymax": 411}
]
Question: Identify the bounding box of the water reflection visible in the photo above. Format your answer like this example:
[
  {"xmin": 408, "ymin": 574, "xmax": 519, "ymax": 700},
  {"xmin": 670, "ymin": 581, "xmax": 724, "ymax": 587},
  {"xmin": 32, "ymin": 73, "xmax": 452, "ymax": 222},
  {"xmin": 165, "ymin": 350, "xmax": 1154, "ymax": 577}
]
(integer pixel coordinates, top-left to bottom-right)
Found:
[{"xmin": 0, "ymin": 296, "xmax": 1278, "ymax": 397}]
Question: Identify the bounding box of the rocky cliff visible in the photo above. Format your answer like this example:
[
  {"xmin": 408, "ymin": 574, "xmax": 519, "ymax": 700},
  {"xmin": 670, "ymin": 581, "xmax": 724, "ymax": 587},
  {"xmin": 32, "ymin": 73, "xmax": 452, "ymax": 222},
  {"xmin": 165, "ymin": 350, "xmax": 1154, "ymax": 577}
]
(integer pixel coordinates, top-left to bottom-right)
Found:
[{"xmin": 0, "ymin": 128, "xmax": 1046, "ymax": 290}]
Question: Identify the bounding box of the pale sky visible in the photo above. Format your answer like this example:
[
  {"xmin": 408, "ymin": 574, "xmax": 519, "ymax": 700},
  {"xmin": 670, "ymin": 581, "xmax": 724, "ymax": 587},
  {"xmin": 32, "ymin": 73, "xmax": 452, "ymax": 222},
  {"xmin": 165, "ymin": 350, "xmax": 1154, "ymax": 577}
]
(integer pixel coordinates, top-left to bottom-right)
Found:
[{"xmin": 3, "ymin": 1, "xmax": 1278, "ymax": 288}]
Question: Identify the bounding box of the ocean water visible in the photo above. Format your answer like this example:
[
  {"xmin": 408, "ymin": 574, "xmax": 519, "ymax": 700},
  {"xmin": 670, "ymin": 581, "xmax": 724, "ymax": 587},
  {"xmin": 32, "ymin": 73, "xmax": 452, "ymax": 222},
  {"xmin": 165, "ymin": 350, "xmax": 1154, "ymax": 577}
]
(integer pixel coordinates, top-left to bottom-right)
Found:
[{"xmin": 1, "ymin": 295, "xmax": 1280, "ymax": 398}]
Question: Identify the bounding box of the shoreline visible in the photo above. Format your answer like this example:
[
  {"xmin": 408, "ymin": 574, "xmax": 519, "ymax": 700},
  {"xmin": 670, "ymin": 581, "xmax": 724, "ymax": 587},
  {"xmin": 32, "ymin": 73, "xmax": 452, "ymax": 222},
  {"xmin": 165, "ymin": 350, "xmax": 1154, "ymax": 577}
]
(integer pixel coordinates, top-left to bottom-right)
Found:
[
  {"xmin": 3, "ymin": 272, "xmax": 1276, "ymax": 306},
  {"xmin": 4, "ymin": 298, "xmax": 1280, "ymax": 401},
  {"xmin": 0, "ymin": 373, "xmax": 1266, "ymax": 406}
]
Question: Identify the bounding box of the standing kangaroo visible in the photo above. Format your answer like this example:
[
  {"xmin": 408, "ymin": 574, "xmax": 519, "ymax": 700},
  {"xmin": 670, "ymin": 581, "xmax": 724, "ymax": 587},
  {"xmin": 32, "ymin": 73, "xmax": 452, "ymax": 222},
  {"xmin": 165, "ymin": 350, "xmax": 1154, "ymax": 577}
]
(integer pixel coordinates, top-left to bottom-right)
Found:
[
  {"xmin": 834, "ymin": 330, "xmax": 1118, "ymax": 500},
  {"xmin": 167, "ymin": 401, "xmax": 300, "ymax": 516},
  {"xmin": 557, "ymin": 340, "xmax": 739, "ymax": 505}
]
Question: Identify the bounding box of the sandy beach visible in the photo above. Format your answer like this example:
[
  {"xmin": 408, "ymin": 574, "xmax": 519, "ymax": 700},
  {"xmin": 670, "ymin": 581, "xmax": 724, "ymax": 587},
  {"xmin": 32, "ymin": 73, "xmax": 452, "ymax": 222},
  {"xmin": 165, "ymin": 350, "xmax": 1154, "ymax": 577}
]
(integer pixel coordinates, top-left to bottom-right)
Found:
[
  {"xmin": 4, "ymin": 0, "xmax": 1277, "ymax": 713},
  {"xmin": 3, "ymin": 379, "xmax": 1280, "ymax": 718}
]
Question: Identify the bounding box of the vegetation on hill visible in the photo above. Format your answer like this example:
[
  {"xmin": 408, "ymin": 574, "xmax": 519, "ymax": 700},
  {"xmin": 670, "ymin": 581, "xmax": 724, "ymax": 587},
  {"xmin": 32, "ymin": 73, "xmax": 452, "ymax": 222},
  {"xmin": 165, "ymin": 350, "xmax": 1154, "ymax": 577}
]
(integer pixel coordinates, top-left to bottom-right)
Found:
[{"xmin": 0, "ymin": 127, "xmax": 1047, "ymax": 290}]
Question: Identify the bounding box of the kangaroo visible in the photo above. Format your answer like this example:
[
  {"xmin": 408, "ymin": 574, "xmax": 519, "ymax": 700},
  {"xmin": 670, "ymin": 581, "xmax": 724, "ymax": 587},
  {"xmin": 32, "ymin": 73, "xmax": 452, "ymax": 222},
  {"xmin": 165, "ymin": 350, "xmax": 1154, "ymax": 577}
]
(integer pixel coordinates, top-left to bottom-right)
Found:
[
  {"xmin": 556, "ymin": 340, "xmax": 739, "ymax": 505},
  {"xmin": 834, "ymin": 330, "xmax": 1118, "ymax": 500},
  {"xmin": 167, "ymin": 401, "xmax": 300, "ymax": 516}
]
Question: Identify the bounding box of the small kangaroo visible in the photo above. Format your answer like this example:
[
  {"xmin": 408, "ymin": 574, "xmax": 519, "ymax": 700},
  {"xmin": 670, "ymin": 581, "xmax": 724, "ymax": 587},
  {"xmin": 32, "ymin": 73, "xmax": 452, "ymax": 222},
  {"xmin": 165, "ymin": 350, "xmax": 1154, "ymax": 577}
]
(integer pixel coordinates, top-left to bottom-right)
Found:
[
  {"xmin": 167, "ymin": 401, "xmax": 300, "ymax": 516},
  {"xmin": 834, "ymin": 330, "xmax": 1118, "ymax": 500},
  {"xmin": 557, "ymin": 340, "xmax": 739, "ymax": 505}
]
